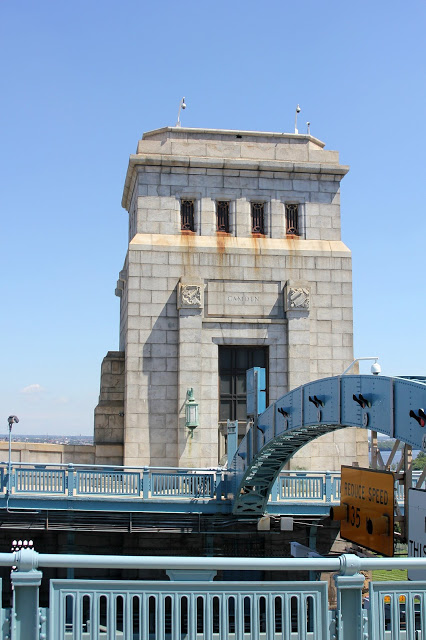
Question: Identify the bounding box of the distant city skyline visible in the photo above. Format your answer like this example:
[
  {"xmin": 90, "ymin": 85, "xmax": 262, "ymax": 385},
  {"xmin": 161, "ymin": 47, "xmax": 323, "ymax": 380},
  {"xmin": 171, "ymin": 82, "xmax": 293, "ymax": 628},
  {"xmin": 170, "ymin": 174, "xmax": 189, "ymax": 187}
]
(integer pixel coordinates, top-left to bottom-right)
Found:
[{"xmin": 1, "ymin": 1, "xmax": 425, "ymax": 435}]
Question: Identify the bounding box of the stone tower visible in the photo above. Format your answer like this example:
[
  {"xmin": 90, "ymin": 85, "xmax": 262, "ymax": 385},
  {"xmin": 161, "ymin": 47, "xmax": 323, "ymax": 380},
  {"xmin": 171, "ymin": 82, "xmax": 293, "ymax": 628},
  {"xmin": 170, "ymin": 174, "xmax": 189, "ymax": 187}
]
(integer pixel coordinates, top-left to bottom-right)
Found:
[{"xmin": 94, "ymin": 126, "xmax": 368, "ymax": 470}]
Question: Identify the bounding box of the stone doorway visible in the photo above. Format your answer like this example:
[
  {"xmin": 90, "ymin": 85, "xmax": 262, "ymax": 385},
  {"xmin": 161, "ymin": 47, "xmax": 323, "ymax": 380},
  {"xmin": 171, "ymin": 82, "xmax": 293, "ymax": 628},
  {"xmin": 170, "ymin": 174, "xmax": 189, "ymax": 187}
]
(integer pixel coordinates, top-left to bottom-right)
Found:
[{"xmin": 218, "ymin": 346, "xmax": 268, "ymax": 458}]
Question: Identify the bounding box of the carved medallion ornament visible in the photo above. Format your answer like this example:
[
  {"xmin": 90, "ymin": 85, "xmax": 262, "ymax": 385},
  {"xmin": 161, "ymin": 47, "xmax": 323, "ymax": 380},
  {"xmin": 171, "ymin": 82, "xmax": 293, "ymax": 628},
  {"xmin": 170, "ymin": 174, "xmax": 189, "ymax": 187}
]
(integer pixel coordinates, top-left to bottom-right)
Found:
[
  {"xmin": 178, "ymin": 283, "xmax": 203, "ymax": 309},
  {"xmin": 287, "ymin": 287, "xmax": 310, "ymax": 311}
]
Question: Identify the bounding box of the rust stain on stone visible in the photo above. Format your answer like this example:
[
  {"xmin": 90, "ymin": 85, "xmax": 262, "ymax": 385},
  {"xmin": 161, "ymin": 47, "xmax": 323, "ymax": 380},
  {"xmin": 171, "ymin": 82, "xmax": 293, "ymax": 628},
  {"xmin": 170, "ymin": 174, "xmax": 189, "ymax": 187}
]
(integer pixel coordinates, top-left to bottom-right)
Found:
[
  {"xmin": 216, "ymin": 232, "xmax": 227, "ymax": 255},
  {"xmin": 250, "ymin": 235, "xmax": 262, "ymax": 271},
  {"xmin": 214, "ymin": 232, "xmax": 231, "ymax": 281},
  {"xmin": 180, "ymin": 231, "xmax": 196, "ymax": 272},
  {"xmin": 285, "ymin": 236, "xmax": 297, "ymax": 271},
  {"xmin": 180, "ymin": 231, "xmax": 196, "ymax": 243}
]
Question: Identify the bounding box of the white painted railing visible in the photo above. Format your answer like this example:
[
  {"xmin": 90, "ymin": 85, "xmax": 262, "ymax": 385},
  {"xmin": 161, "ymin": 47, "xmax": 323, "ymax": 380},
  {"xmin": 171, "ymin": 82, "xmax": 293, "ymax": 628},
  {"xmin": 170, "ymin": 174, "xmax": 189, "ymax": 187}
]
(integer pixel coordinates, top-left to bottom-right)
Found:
[{"xmin": 0, "ymin": 549, "xmax": 425, "ymax": 639}]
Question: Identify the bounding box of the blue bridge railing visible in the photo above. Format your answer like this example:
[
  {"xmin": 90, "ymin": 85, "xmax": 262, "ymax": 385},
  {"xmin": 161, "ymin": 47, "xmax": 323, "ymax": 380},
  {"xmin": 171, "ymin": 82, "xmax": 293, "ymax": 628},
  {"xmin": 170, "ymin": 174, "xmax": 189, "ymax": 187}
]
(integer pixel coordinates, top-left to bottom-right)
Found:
[
  {"xmin": 0, "ymin": 462, "xmax": 422, "ymax": 514},
  {"xmin": 2, "ymin": 548, "xmax": 426, "ymax": 639},
  {"xmin": 1, "ymin": 463, "xmax": 224, "ymax": 500}
]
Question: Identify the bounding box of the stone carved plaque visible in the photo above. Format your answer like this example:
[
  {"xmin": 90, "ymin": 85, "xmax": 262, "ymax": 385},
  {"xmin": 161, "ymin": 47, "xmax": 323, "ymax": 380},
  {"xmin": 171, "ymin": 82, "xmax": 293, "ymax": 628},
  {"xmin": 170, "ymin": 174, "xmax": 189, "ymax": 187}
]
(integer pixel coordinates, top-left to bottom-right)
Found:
[
  {"xmin": 178, "ymin": 283, "xmax": 203, "ymax": 309},
  {"xmin": 206, "ymin": 280, "xmax": 282, "ymax": 318},
  {"xmin": 285, "ymin": 287, "xmax": 310, "ymax": 311}
]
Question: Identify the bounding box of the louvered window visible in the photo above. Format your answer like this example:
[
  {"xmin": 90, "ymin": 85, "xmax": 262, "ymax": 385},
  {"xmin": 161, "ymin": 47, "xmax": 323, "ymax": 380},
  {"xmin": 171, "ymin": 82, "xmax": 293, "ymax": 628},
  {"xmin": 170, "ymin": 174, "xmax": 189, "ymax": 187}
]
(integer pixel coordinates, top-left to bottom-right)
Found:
[
  {"xmin": 285, "ymin": 204, "xmax": 299, "ymax": 235},
  {"xmin": 216, "ymin": 201, "xmax": 230, "ymax": 233},
  {"xmin": 251, "ymin": 202, "xmax": 265, "ymax": 234},
  {"xmin": 181, "ymin": 200, "xmax": 194, "ymax": 231}
]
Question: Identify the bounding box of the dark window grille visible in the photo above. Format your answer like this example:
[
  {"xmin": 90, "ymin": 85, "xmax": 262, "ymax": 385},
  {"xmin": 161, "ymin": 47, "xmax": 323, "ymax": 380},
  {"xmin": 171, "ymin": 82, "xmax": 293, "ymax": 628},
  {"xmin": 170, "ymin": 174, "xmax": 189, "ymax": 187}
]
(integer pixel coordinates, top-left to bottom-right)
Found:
[
  {"xmin": 181, "ymin": 200, "xmax": 194, "ymax": 231},
  {"xmin": 217, "ymin": 201, "xmax": 230, "ymax": 233},
  {"xmin": 251, "ymin": 202, "xmax": 265, "ymax": 234},
  {"xmin": 285, "ymin": 204, "xmax": 299, "ymax": 235}
]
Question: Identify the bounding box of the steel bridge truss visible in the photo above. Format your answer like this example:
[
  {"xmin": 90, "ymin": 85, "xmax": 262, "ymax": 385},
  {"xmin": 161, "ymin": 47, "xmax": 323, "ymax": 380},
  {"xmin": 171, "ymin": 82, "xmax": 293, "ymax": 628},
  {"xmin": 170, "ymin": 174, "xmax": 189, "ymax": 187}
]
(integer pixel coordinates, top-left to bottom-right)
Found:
[{"xmin": 229, "ymin": 375, "xmax": 426, "ymax": 515}]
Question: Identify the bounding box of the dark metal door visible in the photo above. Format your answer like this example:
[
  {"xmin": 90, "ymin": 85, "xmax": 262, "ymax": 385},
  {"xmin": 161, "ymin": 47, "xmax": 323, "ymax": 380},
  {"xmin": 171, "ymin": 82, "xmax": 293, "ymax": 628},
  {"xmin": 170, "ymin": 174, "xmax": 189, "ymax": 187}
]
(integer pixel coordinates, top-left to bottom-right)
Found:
[{"xmin": 218, "ymin": 347, "xmax": 268, "ymax": 424}]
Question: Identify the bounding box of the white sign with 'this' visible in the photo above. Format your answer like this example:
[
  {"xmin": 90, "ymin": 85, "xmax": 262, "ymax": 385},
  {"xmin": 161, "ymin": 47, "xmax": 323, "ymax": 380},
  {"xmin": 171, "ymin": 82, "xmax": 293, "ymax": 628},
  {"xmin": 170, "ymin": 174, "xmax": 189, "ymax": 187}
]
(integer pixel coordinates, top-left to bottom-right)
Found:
[{"xmin": 408, "ymin": 488, "xmax": 426, "ymax": 581}]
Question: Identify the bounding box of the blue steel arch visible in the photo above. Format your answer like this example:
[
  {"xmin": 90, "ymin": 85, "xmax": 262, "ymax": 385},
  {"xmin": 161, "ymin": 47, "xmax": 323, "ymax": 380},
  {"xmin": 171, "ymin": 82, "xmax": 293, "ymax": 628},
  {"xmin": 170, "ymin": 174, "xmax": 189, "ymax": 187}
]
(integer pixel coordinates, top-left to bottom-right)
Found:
[{"xmin": 230, "ymin": 375, "xmax": 426, "ymax": 515}]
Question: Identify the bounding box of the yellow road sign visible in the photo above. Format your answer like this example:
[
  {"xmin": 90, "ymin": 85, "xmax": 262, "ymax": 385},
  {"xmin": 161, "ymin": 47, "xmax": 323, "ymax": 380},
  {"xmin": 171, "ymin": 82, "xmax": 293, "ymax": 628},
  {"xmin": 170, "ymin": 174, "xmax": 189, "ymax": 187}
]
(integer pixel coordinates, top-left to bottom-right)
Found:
[{"xmin": 336, "ymin": 466, "xmax": 394, "ymax": 556}]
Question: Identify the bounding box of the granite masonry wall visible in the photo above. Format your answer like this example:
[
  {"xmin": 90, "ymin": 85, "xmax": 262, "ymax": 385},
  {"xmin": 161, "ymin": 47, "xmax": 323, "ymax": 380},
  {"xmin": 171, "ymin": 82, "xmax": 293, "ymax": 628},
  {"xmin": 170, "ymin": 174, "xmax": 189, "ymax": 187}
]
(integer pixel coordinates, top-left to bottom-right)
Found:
[
  {"xmin": 0, "ymin": 442, "xmax": 122, "ymax": 465},
  {"xmin": 96, "ymin": 127, "xmax": 368, "ymax": 470}
]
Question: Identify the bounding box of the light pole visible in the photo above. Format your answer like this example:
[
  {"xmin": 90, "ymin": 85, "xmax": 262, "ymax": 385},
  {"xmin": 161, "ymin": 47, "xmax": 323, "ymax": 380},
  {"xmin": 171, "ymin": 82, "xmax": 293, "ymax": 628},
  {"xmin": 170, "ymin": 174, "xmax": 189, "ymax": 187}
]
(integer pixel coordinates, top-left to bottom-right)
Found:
[{"xmin": 7, "ymin": 415, "xmax": 19, "ymax": 501}]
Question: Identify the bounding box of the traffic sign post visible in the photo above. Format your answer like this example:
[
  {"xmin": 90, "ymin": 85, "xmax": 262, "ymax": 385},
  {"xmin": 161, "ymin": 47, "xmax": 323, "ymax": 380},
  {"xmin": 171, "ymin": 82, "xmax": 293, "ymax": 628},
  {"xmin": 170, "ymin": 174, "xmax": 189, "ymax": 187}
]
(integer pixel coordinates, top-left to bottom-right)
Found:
[{"xmin": 331, "ymin": 466, "xmax": 395, "ymax": 556}]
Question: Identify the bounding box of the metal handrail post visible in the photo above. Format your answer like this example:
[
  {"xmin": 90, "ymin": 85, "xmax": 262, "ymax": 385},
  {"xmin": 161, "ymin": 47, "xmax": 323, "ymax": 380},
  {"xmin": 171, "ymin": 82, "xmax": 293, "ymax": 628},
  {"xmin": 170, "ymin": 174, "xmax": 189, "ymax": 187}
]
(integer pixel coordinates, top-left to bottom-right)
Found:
[
  {"xmin": 334, "ymin": 554, "xmax": 365, "ymax": 640},
  {"xmin": 142, "ymin": 467, "xmax": 150, "ymax": 499},
  {"xmin": 67, "ymin": 464, "xmax": 76, "ymax": 497},
  {"xmin": 213, "ymin": 468, "xmax": 222, "ymax": 500},
  {"xmin": 271, "ymin": 478, "xmax": 279, "ymax": 501},
  {"xmin": 11, "ymin": 549, "xmax": 43, "ymax": 640},
  {"xmin": 325, "ymin": 471, "xmax": 332, "ymax": 503}
]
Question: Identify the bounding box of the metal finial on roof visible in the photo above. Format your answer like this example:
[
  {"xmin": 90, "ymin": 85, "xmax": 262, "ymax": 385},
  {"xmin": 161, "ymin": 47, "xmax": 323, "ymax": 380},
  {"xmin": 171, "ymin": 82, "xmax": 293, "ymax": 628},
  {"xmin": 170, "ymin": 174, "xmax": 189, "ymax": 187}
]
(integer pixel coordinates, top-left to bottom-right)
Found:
[
  {"xmin": 176, "ymin": 97, "xmax": 186, "ymax": 127},
  {"xmin": 294, "ymin": 104, "xmax": 301, "ymax": 134}
]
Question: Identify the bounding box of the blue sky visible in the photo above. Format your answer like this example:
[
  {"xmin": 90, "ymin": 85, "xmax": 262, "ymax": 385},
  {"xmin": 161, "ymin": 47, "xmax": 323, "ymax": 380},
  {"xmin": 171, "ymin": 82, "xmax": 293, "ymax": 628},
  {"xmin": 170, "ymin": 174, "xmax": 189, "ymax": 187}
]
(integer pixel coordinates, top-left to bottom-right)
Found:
[{"xmin": 1, "ymin": 1, "xmax": 425, "ymax": 435}]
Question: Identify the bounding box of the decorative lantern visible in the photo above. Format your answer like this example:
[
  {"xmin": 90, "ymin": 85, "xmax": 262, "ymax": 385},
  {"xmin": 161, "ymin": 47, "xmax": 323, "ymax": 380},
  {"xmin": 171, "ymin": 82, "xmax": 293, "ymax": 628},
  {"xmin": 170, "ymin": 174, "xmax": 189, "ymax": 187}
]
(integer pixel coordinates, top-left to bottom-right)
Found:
[{"xmin": 185, "ymin": 388, "xmax": 199, "ymax": 437}]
